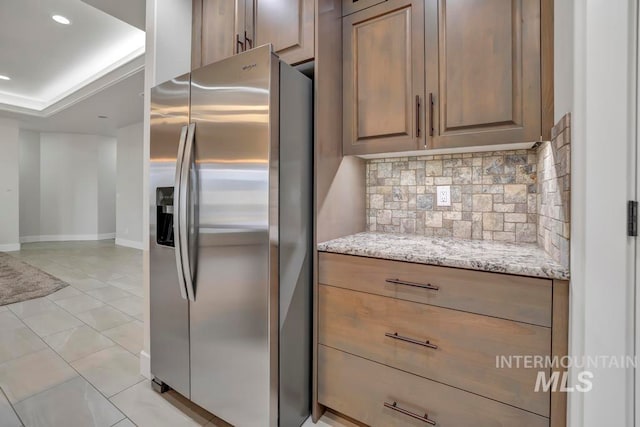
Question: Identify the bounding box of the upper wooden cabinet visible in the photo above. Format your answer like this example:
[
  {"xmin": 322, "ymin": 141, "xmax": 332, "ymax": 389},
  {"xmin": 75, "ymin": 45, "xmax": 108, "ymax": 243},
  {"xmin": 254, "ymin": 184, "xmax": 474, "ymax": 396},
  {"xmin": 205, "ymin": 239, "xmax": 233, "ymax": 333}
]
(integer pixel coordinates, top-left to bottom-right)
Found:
[
  {"xmin": 343, "ymin": 0, "xmax": 549, "ymax": 155},
  {"xmin": 343, "ymin": 0, "xmax": 425, "ymax": 156},
  {"xmin": 426, "ymin": 0, "xmax": 542, "ymax": 149},
  {"xmin": 255, "ymin": 0, "xmax": 314, "ymax": 65},
  {"xmin": 193, "ymin": 0, "xmax": 314, "ymax": 69},
  {"xmin": 197, "ymin": 0, "xmax": 240, "ymax": 67}
]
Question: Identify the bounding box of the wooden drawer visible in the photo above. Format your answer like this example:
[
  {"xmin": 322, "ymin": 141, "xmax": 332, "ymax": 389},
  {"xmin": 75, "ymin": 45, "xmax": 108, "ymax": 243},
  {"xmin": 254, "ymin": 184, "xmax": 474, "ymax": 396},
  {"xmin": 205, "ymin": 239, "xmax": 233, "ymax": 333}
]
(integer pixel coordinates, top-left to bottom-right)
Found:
[
  {"xmin": 319, "ymin": 285, "xmax": 551, "ymax": 416},
  {"xmin": 318, "ymin": 345, "xmax": 548, "ymax": 427},
  {"xmin": 318, "ymin": 252, "xmax": 552, "ymax": 326}
]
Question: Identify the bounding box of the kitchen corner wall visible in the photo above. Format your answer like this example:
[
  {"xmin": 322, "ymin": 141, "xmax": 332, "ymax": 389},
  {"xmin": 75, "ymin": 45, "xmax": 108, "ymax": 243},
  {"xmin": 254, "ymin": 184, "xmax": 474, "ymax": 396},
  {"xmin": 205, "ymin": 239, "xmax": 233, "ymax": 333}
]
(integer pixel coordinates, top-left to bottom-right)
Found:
[
  {"xmin": 537, "ymin": 114, "xmax": 571, "ymax": 267},
  {"xmin": 0, "ymin": 119, "xmax": 20, "ymax": 251},
  {"xmin": 115, "ymin": 122, "xmax": 144, "ymax": 249},
  {"xmin": 365, "ymin": 150, "xmax": 539, "ymax": 243},
  {"xmin": 19, "ymin": 132, "xmax": 117, "ymax": 242}
]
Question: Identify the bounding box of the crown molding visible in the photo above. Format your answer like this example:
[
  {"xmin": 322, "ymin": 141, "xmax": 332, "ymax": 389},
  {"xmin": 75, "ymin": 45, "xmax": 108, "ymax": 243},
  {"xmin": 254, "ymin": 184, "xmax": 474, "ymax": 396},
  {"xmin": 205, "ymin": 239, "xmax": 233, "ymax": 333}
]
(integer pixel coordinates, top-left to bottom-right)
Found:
[{"xmin": 0, "ymin": 49, "xmax": 144, "ymax": 118}]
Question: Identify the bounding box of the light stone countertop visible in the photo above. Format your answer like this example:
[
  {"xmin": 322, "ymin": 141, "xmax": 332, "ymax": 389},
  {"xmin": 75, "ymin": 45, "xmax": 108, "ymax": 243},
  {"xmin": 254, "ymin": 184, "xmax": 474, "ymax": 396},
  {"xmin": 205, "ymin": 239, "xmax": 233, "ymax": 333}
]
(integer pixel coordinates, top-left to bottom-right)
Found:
[{"xmin": 318, "ymin": 232, "xmax": 570, "ymax": 280}]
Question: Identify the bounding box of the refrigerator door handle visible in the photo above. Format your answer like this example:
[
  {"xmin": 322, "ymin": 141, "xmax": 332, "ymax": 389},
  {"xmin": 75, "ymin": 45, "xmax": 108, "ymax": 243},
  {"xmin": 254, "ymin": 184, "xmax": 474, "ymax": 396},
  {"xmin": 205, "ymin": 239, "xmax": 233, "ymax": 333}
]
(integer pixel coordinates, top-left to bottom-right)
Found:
[
  {"xmin": 179, "ymin": 123, "xmax": 197, "ymax": 302},
  {"xmin": 173, "ymin": 125, "xmax": 189, "ymax": 300}
]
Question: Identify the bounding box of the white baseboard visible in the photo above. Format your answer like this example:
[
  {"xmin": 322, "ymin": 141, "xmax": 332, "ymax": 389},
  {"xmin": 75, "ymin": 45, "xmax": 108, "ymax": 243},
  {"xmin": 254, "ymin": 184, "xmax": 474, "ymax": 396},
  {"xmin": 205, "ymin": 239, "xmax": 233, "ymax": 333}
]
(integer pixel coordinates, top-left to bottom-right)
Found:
[
  {"xmin": 0, "ymin": 243, "xmax": 21, "ymax": 252},
  {"xmin": 20, "ymin": 236, "xmax": 41, "ymax": 244},
  {"xmin": 97, "ymin": 233, "xmax": 116, "ymax": 240},
  {"xmin": 140, "ymin": 350, "xmax": 151, "ymax": 379},
  {"xmin": 115, "ymin": 238, "xmax": 144, "ymax": 250},
  {"xmin": 20, "ymin": 233, "xmax": 116, "ymax": 243}
]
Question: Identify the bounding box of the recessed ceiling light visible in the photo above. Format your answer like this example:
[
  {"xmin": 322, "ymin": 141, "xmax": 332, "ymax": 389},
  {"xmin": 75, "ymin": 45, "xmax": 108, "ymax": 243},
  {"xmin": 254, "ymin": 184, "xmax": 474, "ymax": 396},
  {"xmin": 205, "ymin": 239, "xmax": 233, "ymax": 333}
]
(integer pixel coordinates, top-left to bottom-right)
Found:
[
  {"xmin": 98, "ymin": 115, "xmax": 109, "ymax": 119},
  {"xmin": 52, "ymin": 15, "xmax": 71, "ymax": 25},
  {"xmin": 0, "ymin": 75, "xmax": 10, "ymax": 81}
]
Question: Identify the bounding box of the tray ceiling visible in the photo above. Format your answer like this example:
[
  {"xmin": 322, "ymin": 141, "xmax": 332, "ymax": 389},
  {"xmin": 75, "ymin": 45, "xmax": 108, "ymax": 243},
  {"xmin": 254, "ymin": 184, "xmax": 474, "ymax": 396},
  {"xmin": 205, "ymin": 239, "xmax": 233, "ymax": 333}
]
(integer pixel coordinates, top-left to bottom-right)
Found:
[{"xmin": 0, "ymin": 0, "xmax": 145, "ymax": 114}]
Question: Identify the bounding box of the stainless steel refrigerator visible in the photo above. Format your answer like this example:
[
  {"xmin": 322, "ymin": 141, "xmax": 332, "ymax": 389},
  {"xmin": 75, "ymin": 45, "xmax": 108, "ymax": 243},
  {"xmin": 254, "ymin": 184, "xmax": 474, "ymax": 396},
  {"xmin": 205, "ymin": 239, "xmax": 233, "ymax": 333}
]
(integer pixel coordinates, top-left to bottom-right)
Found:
[{"xmin": 149, "ymin": 45, "xmax": 312, "ymax": 427}]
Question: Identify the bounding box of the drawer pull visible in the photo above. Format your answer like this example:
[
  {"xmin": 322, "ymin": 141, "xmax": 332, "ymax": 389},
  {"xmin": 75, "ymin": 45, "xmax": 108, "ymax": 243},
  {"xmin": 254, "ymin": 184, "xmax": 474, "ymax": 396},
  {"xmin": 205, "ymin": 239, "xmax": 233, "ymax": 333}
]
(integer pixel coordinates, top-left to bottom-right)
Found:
[
  {"xmin": 385, "ymin": 332, "xmax": 438, "ymax": 350},
  {"xmin": 384, "ymin": 401, "xmax": 436, "ymax": 425},
  {"xmin": 385, "ymin": 278, "xmax": 439, "ymax": 291}
]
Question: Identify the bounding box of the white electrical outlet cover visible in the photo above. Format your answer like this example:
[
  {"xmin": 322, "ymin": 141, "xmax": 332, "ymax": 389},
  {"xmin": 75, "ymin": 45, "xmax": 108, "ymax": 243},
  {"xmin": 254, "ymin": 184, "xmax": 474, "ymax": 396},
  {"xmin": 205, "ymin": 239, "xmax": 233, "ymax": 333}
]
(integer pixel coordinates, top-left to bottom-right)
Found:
[{"xmin": 437, "ymin": 186, "xmax": 451, "ymax": 207}]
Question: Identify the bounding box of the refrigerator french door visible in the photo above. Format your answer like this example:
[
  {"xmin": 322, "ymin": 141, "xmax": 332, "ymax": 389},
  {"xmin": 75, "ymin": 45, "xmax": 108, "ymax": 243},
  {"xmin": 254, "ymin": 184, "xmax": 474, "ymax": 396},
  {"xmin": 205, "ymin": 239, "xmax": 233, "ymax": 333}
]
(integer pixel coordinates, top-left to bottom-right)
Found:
[{"xmin": 150, "ymin": 45, "xmax": 312, "ymax": 427}]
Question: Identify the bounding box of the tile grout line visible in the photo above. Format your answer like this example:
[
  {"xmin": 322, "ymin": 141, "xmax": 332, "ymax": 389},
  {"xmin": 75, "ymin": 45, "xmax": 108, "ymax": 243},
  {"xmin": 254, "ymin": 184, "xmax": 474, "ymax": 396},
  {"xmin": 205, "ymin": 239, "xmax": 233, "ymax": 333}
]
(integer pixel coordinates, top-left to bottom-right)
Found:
[
  {"xmin": 5, "ymin": 244, "xmax": 145, "ymax": 426},
  {"xmin": 4, "ymin": 306, "xmax": 132, "ymax": 407},
  {"xmin": 2, "ymin": 271, "xmax": 138, "ymax": 365},
  {"xmin": 0, "ymin": 384, "xmax": 25, "ymax": 426},
  {"xmin": 9, "ymin": 299, "xmax": 141, "ymax": 425},
  {"xmin": 33, "ymin": 269, "xmax": 141, "ymax": 347},
  {"xmin": 4, "ymin": 257, "xmax": 141, "ymax": 397},
  {"xmin": 46, "ymin": 281, "xmax": 144, "ymax": 357}
]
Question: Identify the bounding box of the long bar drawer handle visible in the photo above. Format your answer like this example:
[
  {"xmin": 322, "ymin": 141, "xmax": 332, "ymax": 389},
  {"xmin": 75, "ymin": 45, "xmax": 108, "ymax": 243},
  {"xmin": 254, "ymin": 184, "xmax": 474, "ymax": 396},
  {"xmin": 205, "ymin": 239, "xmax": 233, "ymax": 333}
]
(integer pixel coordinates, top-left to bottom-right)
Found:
[
  {"xmin": 385, "ymin": 278, "xmax": 439, "ymax": 291},
  {"xmin": 384, "ymin": 401, "xmax": 436, "ymax": 425},
  {"xmin": 385, "ymin": 332, "xmax": 438, "ymax": 350}
]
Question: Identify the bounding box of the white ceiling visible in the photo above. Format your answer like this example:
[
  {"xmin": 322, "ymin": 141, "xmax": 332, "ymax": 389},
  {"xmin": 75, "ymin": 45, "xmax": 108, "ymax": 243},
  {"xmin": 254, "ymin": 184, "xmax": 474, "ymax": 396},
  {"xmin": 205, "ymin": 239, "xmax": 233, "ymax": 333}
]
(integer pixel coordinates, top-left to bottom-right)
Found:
[
  {"xmin": 81, "ymin": 0, "xmax": 146, "ymax": 30},
  {"xmin": 2, "ymin": 70, "xmax": 144, "ymax": 137},
  {"xmin": 0, "ymin": 0, "xmax": 146, "ymax": 135}
]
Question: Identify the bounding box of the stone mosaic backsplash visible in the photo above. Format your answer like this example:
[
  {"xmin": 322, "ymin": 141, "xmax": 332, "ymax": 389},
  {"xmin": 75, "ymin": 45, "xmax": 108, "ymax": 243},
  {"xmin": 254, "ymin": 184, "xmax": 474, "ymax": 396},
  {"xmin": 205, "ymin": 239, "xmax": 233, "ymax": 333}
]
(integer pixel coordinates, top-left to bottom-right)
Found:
[
  {"xmin": 365, "ymin": 150, "xmax": 539, "ymax": 242},
  {"xmin": 537, "ymin": 114, "xmax": 571, "ymax": 267}
]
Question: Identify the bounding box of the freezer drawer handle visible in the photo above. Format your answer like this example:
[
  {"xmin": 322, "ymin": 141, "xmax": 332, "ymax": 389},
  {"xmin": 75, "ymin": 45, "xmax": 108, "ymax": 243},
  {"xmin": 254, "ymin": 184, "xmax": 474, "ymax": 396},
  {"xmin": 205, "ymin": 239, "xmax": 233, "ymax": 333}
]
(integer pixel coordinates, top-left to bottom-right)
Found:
[
  {"xmin": 384, "ymin": 401, "xmax": 436, "ymax": 425},
  {"xmin": 173, "ymin": 125, "xmax": 189, "ymax": 300},
  {"xmin": 385, "ymin": 332, "xmax": 438, "ymax": 350},
  {"xmin": 385, "ymin": 278, "xmax": 439, "ymax": 291}
]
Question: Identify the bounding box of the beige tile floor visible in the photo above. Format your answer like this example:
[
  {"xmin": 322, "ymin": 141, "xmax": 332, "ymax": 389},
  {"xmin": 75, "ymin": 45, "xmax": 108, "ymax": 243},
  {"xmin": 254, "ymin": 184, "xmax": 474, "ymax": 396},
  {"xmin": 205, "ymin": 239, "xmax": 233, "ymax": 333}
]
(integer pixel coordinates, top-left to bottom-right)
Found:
[
  {"xmin": 0, "ymin": 241, "xmax": 227, "ymax": 427},
  {"xmin": 1, "ymin": 241, "xmax": 337, "ymax": 427}
]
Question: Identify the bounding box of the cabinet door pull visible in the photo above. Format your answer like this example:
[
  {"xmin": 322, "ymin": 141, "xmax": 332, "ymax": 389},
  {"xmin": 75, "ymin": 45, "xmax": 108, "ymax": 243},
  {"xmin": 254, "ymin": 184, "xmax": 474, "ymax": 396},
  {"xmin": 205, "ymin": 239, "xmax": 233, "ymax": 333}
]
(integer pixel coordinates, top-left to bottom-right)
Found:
[
  {"xmin": 385, "ymin": 278, "xmax": 439, "ymax": 291},
  {"xmin": 385, "ymin": 332, "xmax": 438, "ymax": 350},
  {"xmin": 415, "ymin": 95, "xmax": 421, "ymax": 138},
  {"xmin": 384, "ymin": 401, "xmax": 436, "ymax": 425},
  {"xmin": 244, "ymin": 31, "xmax": 253, "ymax": 49},
  {"xmin": 236, "ymin": 34, "xmax": 245, "ymax": 53},
  {"xmin": 428, "ymin": 92, "xmax": 434, "ymax": 136}
]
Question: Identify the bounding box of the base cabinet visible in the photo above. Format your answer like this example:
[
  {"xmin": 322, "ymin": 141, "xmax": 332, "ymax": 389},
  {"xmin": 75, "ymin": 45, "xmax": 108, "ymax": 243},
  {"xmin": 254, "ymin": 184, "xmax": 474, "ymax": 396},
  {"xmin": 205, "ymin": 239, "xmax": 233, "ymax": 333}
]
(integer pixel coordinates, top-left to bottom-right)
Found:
[
  {"xmin": 316, "ymin": 252, "xmax": 569, "ymax": 426},
  {"xmin": 318, "ymin": 345, "xmax": 549, "ymax": 427}
]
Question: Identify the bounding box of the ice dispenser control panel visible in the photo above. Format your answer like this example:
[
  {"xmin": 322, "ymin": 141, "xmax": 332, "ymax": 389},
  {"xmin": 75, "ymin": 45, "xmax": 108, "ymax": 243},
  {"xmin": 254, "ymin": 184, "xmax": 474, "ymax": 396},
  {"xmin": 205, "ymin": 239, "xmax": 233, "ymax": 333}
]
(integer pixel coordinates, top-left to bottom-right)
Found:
[{"xmin": 156, "ymin": 187, "xmax": 174, "ymax": 247}]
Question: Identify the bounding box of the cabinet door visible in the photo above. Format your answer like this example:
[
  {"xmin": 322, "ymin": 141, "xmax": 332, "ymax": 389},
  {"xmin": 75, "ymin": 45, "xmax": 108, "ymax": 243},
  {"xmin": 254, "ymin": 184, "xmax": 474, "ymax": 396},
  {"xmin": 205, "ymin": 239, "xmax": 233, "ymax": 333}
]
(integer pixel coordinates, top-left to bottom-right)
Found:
[
  {"xmin": 426, "ymin": 0, "xmax": 541, "ymax": 149},
  {"xmin": 343, "ymin": 0, "xmax": 425, "ymax": 156},
  {"xmin": 254, "ymin": 0, "xmax": 314, "ymax": 65},
  {"xmin": 201, "ymin": 0, "xmax": 241, "ymax": 66}
]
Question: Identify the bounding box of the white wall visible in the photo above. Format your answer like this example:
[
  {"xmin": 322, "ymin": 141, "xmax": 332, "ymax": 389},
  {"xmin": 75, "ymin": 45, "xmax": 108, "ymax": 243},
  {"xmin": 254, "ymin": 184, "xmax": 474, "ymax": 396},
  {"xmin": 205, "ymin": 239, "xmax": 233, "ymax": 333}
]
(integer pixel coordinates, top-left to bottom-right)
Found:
[
  {"xmin": 141, "ymin": 0, "xmax": 193, "ymax": 377},
  {"xmin": 0, "ymin": 119, "xmax": 20, "ymax": 251},
  {"xmin": 554, "ymin": 1, "xmax": 582, "ymax": 425},
  {"xmin": 554, "ymin": 0, "xmax": 574, "ymax": 122},
  {"xmin": 116, "ymin": 122, "xmax": 144, "ymax": 249},
  {"xmin": 582, "ymin": 1, "xmax": 635, "ymax": 424},
  {"xmin": 40, "ymin": 133, "xmax": 99, "ymax": 238},
  {"xmin": 18, "ymin": 130, "xmax": 40, "ymax": 241},
  {"xmin": 98, "ymin": 139, "xmax": 117, "ymax": 235},
  {"xmin": 19, "ymin": 132, "xmax": 117, "ymax": 242},
  {"xmin": 153, "ymin": 0, "xmax": 193, "ymax": 85},
  {"xmin": 566, "ymin": 1, "xmax": 636, "ymax": 426}
]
